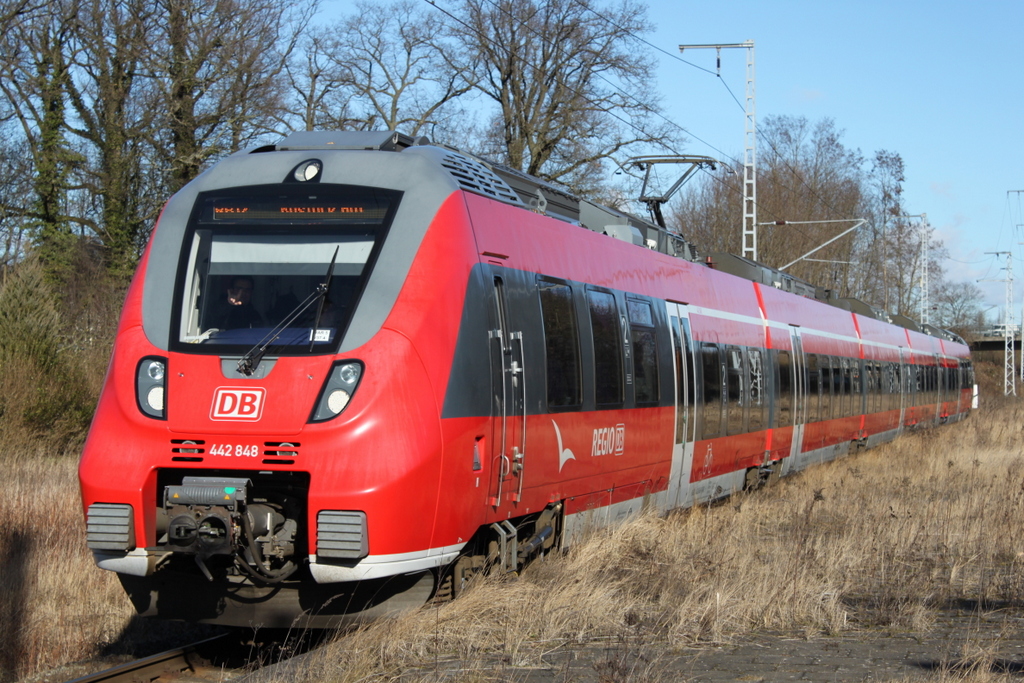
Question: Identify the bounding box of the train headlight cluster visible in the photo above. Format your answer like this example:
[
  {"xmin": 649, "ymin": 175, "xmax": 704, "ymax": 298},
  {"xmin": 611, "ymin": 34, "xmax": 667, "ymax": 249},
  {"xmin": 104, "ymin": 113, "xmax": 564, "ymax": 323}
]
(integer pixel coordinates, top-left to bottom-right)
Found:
[
  {"xmin": 136, "ymin": 356, "xmax": 167, "ymax": 420},
  {"xmin": 311, "ymin": 361, "xmax": 363, "ymax": 422}
]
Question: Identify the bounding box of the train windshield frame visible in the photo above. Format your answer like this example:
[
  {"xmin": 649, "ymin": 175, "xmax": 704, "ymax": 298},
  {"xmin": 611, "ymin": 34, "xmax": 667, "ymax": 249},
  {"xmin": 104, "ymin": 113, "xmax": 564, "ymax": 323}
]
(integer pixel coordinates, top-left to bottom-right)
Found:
[{"xmin": 170, "ymin": 184, "xmax": 402, "ymax": 356}]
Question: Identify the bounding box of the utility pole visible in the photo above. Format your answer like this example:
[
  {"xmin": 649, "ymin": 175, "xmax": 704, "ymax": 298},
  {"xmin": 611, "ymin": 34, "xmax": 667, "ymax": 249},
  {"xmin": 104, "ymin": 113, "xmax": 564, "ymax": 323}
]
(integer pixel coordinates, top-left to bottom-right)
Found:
[
  {"xmin": 983, "ymin": 251, "xmax": 1015, "ymax": 396},
  {"xmin": 679, "ymin": 40, "xmax": 756, "ymax": 261},
  {"xmin": 1010, "ymin": 191, "xmax": 1024, "ymax": 382},
  {"xmin": 901, "ymin": 214, "xmax": 929, "ymax": 324}
]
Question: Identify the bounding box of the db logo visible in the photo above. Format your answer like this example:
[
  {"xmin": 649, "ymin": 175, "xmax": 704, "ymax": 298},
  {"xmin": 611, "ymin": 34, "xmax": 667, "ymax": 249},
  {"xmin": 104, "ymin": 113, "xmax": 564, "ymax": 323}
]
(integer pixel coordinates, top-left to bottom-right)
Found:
[{"xmin": 211, "ymin": 387, "xmax": 266, "ymax": 421}]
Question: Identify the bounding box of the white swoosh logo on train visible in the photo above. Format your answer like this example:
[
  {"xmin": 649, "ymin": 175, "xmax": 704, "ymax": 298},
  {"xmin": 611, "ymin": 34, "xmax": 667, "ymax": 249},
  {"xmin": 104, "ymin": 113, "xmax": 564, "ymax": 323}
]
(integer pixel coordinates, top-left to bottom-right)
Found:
[{"xmin": 552, "ymin": 419, "xmax": 575, "ymax": 472}]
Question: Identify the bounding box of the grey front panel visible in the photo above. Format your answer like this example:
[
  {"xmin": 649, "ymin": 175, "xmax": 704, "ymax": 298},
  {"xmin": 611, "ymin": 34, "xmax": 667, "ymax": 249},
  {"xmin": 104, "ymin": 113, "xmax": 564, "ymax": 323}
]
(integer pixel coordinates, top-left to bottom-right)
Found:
[{"xmin": 142, "ymin": 146, "xmax": 462, "ymax": 352}]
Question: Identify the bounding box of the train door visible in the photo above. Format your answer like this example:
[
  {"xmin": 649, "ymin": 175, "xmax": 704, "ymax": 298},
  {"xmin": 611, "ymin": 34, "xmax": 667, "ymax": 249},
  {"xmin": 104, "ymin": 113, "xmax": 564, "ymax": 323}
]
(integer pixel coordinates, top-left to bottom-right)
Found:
[
  {"xmin": 667, "ymin": 302, "xmax": 697, "ymax": 509},
  {"xmin": 788, "ymin": 326, "xmax": 807, "ymax": 462},
  {"xmin": 934, "ymin": 353, "xmax": 944, "ymax": 422},
  {"xmin": 897, "ymin": 348, "xmax": 910, "ymax": 428},
  {"xmin": 488, "ymin": 275, "xmax": 526, "ymax": 506}
]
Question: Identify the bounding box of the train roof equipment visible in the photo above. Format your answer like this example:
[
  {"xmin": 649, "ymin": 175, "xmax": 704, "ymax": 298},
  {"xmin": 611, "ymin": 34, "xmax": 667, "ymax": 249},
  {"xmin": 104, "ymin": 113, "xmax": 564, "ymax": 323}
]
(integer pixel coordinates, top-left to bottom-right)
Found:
[{"xmin": 259, "ymin": 131, "xmax": 958, "ymax": 345}]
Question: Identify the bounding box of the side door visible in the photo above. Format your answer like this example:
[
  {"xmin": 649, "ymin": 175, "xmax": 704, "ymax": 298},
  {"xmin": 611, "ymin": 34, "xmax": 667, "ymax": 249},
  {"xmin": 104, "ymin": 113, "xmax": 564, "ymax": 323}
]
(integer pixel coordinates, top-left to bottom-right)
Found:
[
  {"xmin": 488, "ymin": 275, "xmax": 526, "ymax": 507},
  {"xmin": 667, "ymin": 302, "xmax": 697, "ymax": 509},
  {"xmin": 788, "ymin": 326, "xmax": 807, "ymax": 461}
]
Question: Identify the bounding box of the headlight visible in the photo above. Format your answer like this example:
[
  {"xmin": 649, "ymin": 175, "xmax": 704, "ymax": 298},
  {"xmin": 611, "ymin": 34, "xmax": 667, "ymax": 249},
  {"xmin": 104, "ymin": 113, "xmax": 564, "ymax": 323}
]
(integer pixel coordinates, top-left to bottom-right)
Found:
[
  {"xmin": 310, "ymin": 361, "xmax": 363, "ymax": 422},
  {"xmin": 137, "ymin": 356, "xmax": 167, "ymax": 419}
]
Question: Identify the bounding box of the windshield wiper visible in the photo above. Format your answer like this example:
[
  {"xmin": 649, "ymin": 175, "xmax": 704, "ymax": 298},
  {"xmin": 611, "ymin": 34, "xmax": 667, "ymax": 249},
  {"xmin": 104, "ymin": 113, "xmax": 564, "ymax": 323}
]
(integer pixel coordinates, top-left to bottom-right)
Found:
[
  {"xmin": 308, "ymin": 247, "xmax": 338, "ymax": 352},
  {"xmin": 236, "ymin": 247, "xmax": 339, "ymax": 376}
]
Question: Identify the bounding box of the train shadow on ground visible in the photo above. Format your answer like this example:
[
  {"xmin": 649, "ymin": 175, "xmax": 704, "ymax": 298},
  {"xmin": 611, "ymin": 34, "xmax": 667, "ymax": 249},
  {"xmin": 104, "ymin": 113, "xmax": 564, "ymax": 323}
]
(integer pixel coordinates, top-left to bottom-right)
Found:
[{"xmin": 98, "ymin": 616, "xmax": 335, "ymax": 671}]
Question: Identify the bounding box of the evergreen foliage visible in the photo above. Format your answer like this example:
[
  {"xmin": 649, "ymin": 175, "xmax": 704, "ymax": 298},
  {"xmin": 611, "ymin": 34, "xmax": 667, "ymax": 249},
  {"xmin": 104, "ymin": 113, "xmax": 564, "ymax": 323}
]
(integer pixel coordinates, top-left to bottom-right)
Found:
[{"xmin": 0, "ymin": 257, "xmax": 96, "ymax": 450}]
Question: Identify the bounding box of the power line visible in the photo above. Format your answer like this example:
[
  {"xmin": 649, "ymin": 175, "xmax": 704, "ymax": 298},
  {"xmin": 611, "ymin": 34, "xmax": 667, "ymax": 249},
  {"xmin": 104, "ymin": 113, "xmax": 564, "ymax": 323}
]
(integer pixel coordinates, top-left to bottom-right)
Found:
[{"xmin": 420, "ymin": 0, "xmax": 870, "ymax": 247}]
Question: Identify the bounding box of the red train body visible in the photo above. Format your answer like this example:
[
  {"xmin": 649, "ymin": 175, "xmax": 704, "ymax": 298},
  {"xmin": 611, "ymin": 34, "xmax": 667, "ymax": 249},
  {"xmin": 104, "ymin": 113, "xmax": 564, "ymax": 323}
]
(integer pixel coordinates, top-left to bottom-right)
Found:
[{"xmin": 79, "ymin": 131, "xmax": 974, "ymax": 627}]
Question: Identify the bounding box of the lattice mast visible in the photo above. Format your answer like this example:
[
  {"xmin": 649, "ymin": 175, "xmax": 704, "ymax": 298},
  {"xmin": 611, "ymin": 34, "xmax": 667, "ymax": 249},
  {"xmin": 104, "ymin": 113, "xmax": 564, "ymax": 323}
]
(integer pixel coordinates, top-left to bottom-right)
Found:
[
  {"xmin": 1005, "ymin": 251, "xmax": 1015, "ymax": 396},
  {"xmin": 678, "ymin": 40, "xmax": 757, "ymax": 260},
  {"xmin": 984, "ymin": 251, "xmax": 1015, "ymax": 395}
]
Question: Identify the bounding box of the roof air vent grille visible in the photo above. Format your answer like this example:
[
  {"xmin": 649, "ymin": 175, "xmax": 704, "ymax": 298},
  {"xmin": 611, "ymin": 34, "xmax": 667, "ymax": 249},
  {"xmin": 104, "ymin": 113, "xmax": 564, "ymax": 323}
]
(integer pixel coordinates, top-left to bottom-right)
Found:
[{"xmin": 441, "ymin": 152, "xmax": 522, "ymax": 205}]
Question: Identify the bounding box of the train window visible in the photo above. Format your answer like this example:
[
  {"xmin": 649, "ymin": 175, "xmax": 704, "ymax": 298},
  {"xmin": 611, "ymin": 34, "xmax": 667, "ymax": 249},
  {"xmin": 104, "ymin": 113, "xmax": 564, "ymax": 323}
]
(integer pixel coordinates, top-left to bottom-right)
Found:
[
  {"xmin": 725, "ymin": 346, "xmax": 745, "ymax": 435},
  {"xmin": 173, "ymin": 185, "xmax": 398, "ymax": 355},
  {"xmin": 820, "ymin": 357, "xmax": 832, "ymax": 419},
  {"xmin": 898, "ymin": 363, "xmax": 905, "ymax": 405},
  {"xmin": 838, "ymin": 358, "xmax": 850, "ymax": 417},
  {"xmin": 870, "ymin": 362, "xmax": 880, "ymax": 413},
  {"xmin": 700, "ymin": 343, "xmax": 722, "ymax": 439},
  {"xmin": 627, "ymin": 299, "xmax": 659, "ymax": 405},
  {"xmin": 881, "ymin": 362, "xmax": 889, "ymax": 412},
  {"xmin": 539, "ymin": 281, "xmax": 582, "ymax": 409},
  {"xmin": 587, "ymin": 289, "xmax": 623, "ymax": 406},
  {"xmin": 913, "ymin": 365, "xmax": 922, "ymax": 406},
  {"xmin": 880, "ymin": 362, "xmax": 888, "ymax": 411},
  {"xmin": 805, "ymin": 354, "xmax": 820, "ymax": 423},
  {"xmin": 851, "ymin": 360, "xmax": 862, "ymax": 415},
  {"xmin": 748, "ymin": 348, "xmax": 765, "ymax": 432},
  {"xmin": 777, "ymin": 350, "xmax": 793, "ymax": 428}
]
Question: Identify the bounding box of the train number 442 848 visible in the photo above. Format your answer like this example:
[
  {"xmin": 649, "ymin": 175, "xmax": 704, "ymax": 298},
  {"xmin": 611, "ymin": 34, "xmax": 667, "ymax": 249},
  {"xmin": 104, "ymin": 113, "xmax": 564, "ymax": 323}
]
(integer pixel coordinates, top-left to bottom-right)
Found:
[{"xmin": 209, "ymin": 444, "xmax": 259, "ymax": 457}]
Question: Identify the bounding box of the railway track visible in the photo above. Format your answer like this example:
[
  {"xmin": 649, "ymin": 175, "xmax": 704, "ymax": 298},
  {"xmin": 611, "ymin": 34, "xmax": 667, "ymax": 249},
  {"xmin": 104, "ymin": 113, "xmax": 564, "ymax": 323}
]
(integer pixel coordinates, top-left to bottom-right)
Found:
[{"xmin": 63, "ymin": 631, "xmax": 312, "ymax": 683}]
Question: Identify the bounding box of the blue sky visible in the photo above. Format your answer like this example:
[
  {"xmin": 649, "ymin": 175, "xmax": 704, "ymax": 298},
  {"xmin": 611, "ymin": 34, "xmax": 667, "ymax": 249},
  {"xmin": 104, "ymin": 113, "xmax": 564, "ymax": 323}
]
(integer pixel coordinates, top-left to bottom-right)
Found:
[
  {"xmin": 648, "ymin": 0, "xmax": 1023, "ymax": 317},
  {"xmin": 323, "ymin": 0, "xmax": 1022, "ymax": 317}
]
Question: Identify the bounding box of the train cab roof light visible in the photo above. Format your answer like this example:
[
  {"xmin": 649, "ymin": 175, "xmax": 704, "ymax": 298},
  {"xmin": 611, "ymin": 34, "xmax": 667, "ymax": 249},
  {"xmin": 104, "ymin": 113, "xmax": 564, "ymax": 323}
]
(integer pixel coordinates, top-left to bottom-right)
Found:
[{"xmin": 289, "ymin": 159, "xmax": 322, "ymax": 183}]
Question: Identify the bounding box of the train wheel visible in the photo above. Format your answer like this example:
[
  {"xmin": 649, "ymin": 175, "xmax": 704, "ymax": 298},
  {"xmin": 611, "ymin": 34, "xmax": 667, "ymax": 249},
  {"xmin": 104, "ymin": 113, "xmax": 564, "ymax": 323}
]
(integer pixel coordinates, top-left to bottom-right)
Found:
[{"xmin": 433, "ymin": 553, "xmax": 487, "ymax": 604}]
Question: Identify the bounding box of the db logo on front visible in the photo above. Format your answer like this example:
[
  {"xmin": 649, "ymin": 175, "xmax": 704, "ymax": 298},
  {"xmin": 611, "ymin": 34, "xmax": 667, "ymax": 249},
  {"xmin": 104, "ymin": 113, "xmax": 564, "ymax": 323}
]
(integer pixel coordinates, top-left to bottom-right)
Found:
[{"xmin": 211, "ymin": 387, "xmax": 266, "ymax": 421}]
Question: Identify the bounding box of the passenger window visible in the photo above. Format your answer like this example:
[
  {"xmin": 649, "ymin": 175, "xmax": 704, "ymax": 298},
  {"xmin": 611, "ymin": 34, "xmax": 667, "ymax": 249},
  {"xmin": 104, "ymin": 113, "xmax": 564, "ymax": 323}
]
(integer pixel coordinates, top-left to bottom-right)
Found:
[
  {"xmin": 777, "ymin": 350, "xmax": 793, "ymax": 428},
  {"xmin": 806, "ymin": 353, "xmax": 820, "ymax": 423},
  {"xmin": 586, "ymin": 289, "xmax": 623, "ymax": 406},
  {"xmin": 851, "ymin": 361, "xmax": 862, "ymax": 414},
  {"xmin": 820, "ymin": 357, "xmax": 832, "ymax": 419},
  {"xmin": 748, "ymin": 348, "xmax": 765, "ymax": 432},
  {"xmin": 700, "ymin": 343, "xmax": 722, "ymax": 439},
  {"xmin": 725, "ymin": 346, "xmax": 745, "ymax": 435},
  {"xmin": 627, "ymin": 299, "xmax": 659, "ymax": 405},
  {"xmin": 842, "ymin": 358, "xmax": 853, "ymax": 416},
  {"xmin": 539, "ymin": 281, "xmax": 581, "ymax": 409}
]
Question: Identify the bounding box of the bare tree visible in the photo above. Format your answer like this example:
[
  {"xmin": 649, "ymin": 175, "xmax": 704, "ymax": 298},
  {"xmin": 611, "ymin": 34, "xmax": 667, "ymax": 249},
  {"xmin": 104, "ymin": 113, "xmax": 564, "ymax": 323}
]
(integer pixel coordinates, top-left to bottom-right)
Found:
[
  {"xmin": 0, "ymin": 130, "xmax": 32, "ymax": 277},
  {"xmin": 307, "ymin": 0, "xmax": 474, "ymax": 137},
  {"xmin": 452, "ymin": 0, "xmax": 675, "ymax": 193},
  {"xmin": 672, "ymin": 116, "xmax": 866, "ymax": 288},
  {"xmin": 63, "ymin": 0, "xmax": 159, "ymax": 276},
  {"xmin": 0, "ymin": 0, "xmax": 85, "ymax": 275},
  {"xmin": 933, "ymin": 279, "xmax": 984, "ymax": 339},
  {"xmin": 151, "ymin": 0, "xmax": 317, "ymax": 191},
  {"xmin": 753, "ymin": 116, "xmax": 865, "ymax": 288},
  {"xmin": 281, "ymin": 27, "xmax": 354, "ymax": 132}
]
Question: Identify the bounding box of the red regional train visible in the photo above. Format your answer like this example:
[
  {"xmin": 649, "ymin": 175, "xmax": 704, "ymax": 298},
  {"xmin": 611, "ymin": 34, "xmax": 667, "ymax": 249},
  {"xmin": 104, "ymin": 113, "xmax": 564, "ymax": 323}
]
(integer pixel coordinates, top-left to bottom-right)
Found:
[{"xmin": 79, "ymin": 130, "xmax": 975, "ymax": 627}]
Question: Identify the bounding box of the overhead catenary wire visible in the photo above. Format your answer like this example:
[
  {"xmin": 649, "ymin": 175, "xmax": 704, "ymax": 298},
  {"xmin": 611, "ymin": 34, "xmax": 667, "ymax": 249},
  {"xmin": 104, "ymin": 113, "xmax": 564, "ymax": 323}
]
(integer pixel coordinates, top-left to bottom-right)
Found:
[
  {"xmin": 565, "ymin": 0, "xmax": 889, "ymax": 230},
  {"xmin": 422, "ymin": 0, "xmax": 887, "ymax": 247},
  {"xmin": 420, "ymin": 0, "xmax": 794, "ymax": 226}
]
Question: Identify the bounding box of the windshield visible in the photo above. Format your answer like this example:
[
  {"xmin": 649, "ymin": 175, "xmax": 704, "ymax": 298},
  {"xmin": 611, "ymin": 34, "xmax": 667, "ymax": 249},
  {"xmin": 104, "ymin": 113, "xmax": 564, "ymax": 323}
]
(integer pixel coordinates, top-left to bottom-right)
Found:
[{"xmin": 172, "ymin": 184, "xmax": 400, "ymax": 355}]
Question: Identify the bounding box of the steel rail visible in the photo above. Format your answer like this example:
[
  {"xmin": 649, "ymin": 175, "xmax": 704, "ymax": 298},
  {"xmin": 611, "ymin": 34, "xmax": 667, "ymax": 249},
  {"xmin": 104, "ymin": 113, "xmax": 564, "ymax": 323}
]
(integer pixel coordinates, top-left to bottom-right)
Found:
[{"xmin": 64, "ymin": 634, "xmax": 234, "ymax": 683}]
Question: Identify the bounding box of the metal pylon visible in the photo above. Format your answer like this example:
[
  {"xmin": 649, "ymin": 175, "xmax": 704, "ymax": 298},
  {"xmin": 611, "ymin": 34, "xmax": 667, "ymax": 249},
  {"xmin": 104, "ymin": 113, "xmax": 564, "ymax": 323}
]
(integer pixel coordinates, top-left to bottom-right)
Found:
[
  {"xmin": 985, "ymin": 251, "xmax": 1016, "ymax": 395},
  {"xmin": 741, "ymin": 41, "xmax": 757, "ymax": 262},
  {"xmin": 678, "ymin": 40, "xmax": 756, "ymax": 260},
  {"xmin": 1006, "ymin": 252, "xmax": 1016, "ymax": 396}
]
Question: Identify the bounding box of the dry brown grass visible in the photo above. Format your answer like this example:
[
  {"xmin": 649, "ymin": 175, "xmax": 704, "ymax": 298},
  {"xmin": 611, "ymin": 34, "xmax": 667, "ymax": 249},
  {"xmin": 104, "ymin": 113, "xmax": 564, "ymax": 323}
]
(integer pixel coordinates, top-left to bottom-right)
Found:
[
  {"xmin": 261, "ymin": 379, "xmax": 1024, "ymax": 682},
  {"xmin": 6, "ymin": 364, "xmax": 1024, "ymax": 682},
  {"xmin": 0, "ymin": 453, "xmax": 134, "ymax": 683}
]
